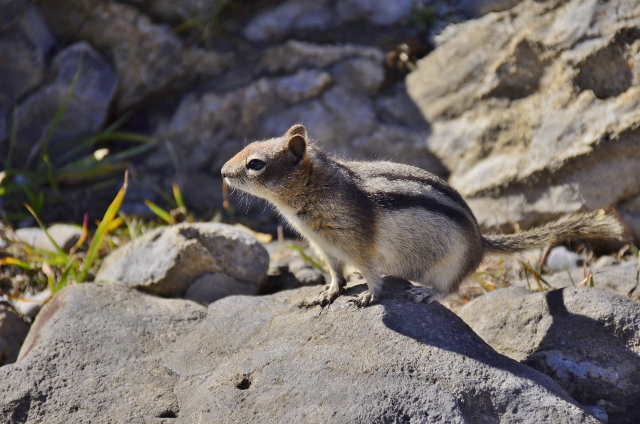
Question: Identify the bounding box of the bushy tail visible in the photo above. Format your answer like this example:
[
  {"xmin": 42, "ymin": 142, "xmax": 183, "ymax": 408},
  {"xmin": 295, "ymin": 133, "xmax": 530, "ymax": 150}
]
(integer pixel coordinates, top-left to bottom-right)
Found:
[{"xmin": 482, "ymin": 212, "xmax": 626, "ymax": 253}]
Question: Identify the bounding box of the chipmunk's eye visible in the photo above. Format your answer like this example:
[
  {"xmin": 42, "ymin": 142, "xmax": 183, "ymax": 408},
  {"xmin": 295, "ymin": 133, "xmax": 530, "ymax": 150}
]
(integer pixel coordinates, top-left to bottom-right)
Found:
[{"xmin": 246, "ymin": 159, "xmax": 265, "ymax": 171}]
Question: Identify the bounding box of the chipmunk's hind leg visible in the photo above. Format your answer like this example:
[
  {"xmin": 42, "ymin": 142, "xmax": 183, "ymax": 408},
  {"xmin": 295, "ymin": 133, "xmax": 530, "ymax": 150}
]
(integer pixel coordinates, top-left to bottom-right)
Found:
[
  {"xmin": 405, "ymin": 285, "xmax": 439, "ymax": 304},
  {"xmin": 298, "ymin": 259, "xmax": 346, "ymax": 308},
  {"xmin": 349, "ymin": 265, "xmax": 384, "ymax": 308}
]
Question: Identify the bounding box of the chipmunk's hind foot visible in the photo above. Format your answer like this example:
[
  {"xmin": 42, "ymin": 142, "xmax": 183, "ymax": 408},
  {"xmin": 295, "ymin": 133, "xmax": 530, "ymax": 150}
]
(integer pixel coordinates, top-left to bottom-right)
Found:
[{"xmin": 406, "ymin": 285, "xmax": 439, "ymax": 304}]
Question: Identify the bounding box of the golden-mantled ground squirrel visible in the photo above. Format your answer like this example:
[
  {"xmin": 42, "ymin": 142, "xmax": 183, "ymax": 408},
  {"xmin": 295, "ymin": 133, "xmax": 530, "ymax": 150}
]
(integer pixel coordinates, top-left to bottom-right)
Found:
[{"xmin": 221, "ymin": 125, "xmax": 625, "ymax": 307}]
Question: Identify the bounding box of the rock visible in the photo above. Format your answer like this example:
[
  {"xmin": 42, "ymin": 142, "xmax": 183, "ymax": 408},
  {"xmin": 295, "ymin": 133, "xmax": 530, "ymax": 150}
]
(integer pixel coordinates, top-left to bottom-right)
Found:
[
  {"xmin": 0, "ymin": 5, "xmax": 54, "ymax": 141},
  {"xmin": 258, "ymin": 40, "xmax": 385, "ymax": 73},
  {"xmin": 513, "ymin": 260, "xmax": 640, "ymax": 299},
  {"xmin": 459, "ymin": 286, "xmax": 640, "ymax": 423},
  {"xmin": 275, "ymin": 69, "xmax": 333, "ymax": 103},
  {"xmin": 1, "ymin": 284, "xmax": 207, "ymax": 422},
  {"xmin": 0, "ymin": 0, "xmax": 29, "ymax": 30},
  {"xmin": 459, "ymin": 0, "xmax": 524, "ymax": 17},
  {"xmin": 406, "ymin": 0, "xmax": 640, "ymax": 231},
  {"xmin": 14, "ymin": 224, "xmax": 82, "ymax": 252},
  {"xmin": 243, "ymin": 0, "xmax": 333, "ymax": 42},
  {"xmin": 183, "ymin": 273, "xmax": 257, "ymax": 305},
  {"xmin": 38, "ymin": 0, "xmax": 231, "ymax": 111},
  {"xmin": 0, "ymin": 5, "xmax": 53, "ymax": 99},
  {"xmin": 545, "ymin": 246, "xmax": 584, "ymax": 271},
  {"xmin": 157, "ymin": 41, "xmax": 446, "ymax": 189},
  {"xmin": 13, "ymin": 41, "xmax": 117, "ymax": 165},
  {"xmin": 288, "ymin": 259, "xmax": 326, "ymax": 285},
  {"xmin": 10, "ymin": 288, "xmax": 51, "ymax": 319},
  {"xmin": 119, "ymin": 0, "xmax": 224, "ymax": 23},
  {"xmin": 593, "ymin": 255, "xmax": 618, "ymax": 268},
  {"xmin": 0, "ymin": 282, "xmax": 599, "ymax": 422},
  {"xmin": 96, "ymin": 223, "xmax": 270, "ymax": 296},
  {"xmin": 0, "ymin": 302, "xmax": 29, "ymax": 366},
  {"xmin": 330, "ymin": 57, "xmax": 385, "ymax": 96},
  {"xmin": 335, "ymin": 0, "xmax": 417, "ymax": 25}
]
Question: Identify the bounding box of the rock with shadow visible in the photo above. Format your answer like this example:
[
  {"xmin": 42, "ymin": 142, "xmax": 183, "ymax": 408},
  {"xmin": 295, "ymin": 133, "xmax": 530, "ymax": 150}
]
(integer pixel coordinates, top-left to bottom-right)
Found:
[
  {"xmin": 0, "ymin": 279, "xmax": 600, "ymax": 422},
  {"xmin": 459, "ymin": 286, "xmax": 640, "ymax": 423}
]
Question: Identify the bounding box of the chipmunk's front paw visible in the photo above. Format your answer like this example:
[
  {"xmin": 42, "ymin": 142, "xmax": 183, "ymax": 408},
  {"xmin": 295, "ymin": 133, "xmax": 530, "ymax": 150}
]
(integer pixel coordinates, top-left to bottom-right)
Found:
[
  {"xmin": 348, "ymin": 290, "xmax": 377, "ymax": 308},
  {"xmin": 297, "ymin": 285, "xmax": 342, "ymax": 308}
]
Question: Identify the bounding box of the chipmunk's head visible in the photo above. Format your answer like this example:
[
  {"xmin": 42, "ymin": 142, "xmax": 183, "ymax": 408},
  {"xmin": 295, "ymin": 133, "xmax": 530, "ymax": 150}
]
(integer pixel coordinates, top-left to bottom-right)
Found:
[{"xmin": 221, "ymin": 124, "xmax": 310, "ymax": 202}]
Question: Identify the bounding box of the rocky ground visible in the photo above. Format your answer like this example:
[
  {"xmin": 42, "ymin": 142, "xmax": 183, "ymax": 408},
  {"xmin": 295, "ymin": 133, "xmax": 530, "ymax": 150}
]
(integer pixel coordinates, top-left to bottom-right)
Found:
[{"xmin": 1, "ymin": 0, "xmax": 640, "ymax": 422}]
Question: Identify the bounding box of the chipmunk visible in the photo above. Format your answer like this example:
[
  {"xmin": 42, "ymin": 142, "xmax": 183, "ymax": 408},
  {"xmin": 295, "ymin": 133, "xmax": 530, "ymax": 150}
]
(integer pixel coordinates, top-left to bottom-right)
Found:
[{"xmin": 221, "ymin": 125, "xmax": 625, "ymax": 307}]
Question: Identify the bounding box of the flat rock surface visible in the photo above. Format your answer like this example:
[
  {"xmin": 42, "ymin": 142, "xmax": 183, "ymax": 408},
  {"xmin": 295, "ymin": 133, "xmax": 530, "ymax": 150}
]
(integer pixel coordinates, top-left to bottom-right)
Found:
[
  {"xmin": 0, "ymin": 281, "xmax": 600, "ymax": 423},
  {"xmin": 95, "ymin": 222, "xmax": 269, "ymax": 296},
  {"xmin": 459, "ymin": 286, "xmax": 640, "ymax": 423}
]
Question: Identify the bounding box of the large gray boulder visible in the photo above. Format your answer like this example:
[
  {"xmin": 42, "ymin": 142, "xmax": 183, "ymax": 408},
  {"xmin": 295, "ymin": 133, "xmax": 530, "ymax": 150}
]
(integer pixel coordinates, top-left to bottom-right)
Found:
[
  {"xmin": 407, "ymin": 0, "xmax": 640, "ymax": 238},
  {"xmin": 95, "ymin": 222, "xmax": 269, "ymax": 296},
  {"xmin": 459, "ymin": 286, "xmax": 640, "ymax": 423},
  {"xmin": 0, "ymin": 281, "xmax": 600, "ymax": 423}
]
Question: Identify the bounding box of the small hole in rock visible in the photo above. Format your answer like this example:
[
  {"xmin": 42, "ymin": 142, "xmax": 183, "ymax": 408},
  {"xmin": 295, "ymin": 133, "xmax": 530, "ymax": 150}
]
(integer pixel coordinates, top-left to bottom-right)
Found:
[
  {"xmin": 236, "ymin": 377, "xmax": 251, "ymax": 390},
  {"xmin": 158, "ymin": 410, "xmax": 178, "ymax": 418}
]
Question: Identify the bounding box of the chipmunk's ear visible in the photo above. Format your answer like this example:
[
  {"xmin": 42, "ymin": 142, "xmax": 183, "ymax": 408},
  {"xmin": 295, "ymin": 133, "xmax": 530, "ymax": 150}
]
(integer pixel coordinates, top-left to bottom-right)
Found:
[
  {"xmin": 285, "ymin": 124, "xmax": 307, "ymax": 140},
  {"xmin": 287, "ymin": 134, "xmax": 306, "ymax": 162},
  {"xmin": 285, "ymin": 125, "xmax": 307, "ymax": 161}
]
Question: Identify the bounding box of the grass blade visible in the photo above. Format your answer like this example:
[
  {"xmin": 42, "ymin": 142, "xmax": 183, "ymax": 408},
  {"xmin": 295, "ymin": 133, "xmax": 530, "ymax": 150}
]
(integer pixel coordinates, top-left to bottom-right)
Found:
[
  {"xmin": 144, "ymin": 200, "xmax": 173, "ymax": 224},
  {"xmin": 0, "ymin": 257, "xmax": 33, "ymax": 270},
  {"xmin": 173, "ymin": 183, "xmax": 186, "ymax": 210},
  {"xmin": 37, "ymin": 55, "xmax": 83, "ymax": 168},
  {"xmin": 24, "ymin": 203, "xmax": 67, "ymax": 257},
  {"xmin": 78, "ymin": 171, "xmax": 128, "ymax": 282}
]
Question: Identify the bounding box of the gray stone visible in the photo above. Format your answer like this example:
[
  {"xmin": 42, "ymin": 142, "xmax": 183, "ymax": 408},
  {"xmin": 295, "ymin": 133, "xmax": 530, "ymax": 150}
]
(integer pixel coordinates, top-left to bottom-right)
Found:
[
  {"xmin": 258, "ymin": 40, "xmax": 385, "ymax": 73},
  {"xmin": 244, "ymin": 0, "xmax": 333, "ymax": 42},
  {"xmin": 0, "ymin": 303, "xmax": 29, "ymax": 366},
  {"xmin": 546, "ymin": 246, "xmax": 584, "ymax": 271},
  {"xmin": 288, "ymin": 258, "xmax": 326, "ymax": 285},
  {"xmin": 96, "ymin": 223, "xmax": 270, "ymax": 296},
  {"xmin": 459, "ymin": 0, "xmax": 524, "ymax": 17},
  {"xmin": 330, "ymin": 57, "xmax": 385, "ymax": 96},
  {"xmin": 10, "ymin": 288, "xmax": 51, "ymax": 319},
  {"xmin": 375, "ymin": 83, "xmax": 428, "ymax": 127},
  {"xmin": 335, "ymin": 0, "xmax": 417, "ymax": 25},
  {"xmin": 406, "ymin": 0, "xmax": 640, "ymax": 232},
  {"xmin": 38, "ymin": 0, "xmax": 231, "ymax": 111},
  {"xmin": 459, "ymin": 286, "xmax": 640, "ymax": 423},
  {"xmin": 0, "ymin": 0, "xmax": 28, "ymax": 30},
  {"xmin": 0, "ymin": 282, "xmax": 599, "ymax": 422},
  {"xmin": 119, "ymin": 0, "xmax": 224, "ymax": 22},
  {"xmin": 0, "ymin": 5, "xmax": 53, "ymax": 101},
  {"xmin": 14, "ymin": 42, "xmax": 117, "ymax": 164},
  {"xmin": 14, "ymin": 224, "xmax": 82, "ymax": 252},
  {"xmin": 275, "ymin": 69, "xmax": 333, "ymax": 103},
  {"xmin": 183, "ymin": 273, "xmax": 257, "ymax": 305},
  {"xmin": 0, "ymin": 5, "xmax": 53, "ymax": 141}
]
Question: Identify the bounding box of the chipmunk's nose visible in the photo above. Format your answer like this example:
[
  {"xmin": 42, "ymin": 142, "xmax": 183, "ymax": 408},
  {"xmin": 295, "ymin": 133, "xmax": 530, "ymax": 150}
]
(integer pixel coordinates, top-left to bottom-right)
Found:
[{"xmin": 220, "ymin": 161, "xmax": 231, "ymax": 178}]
